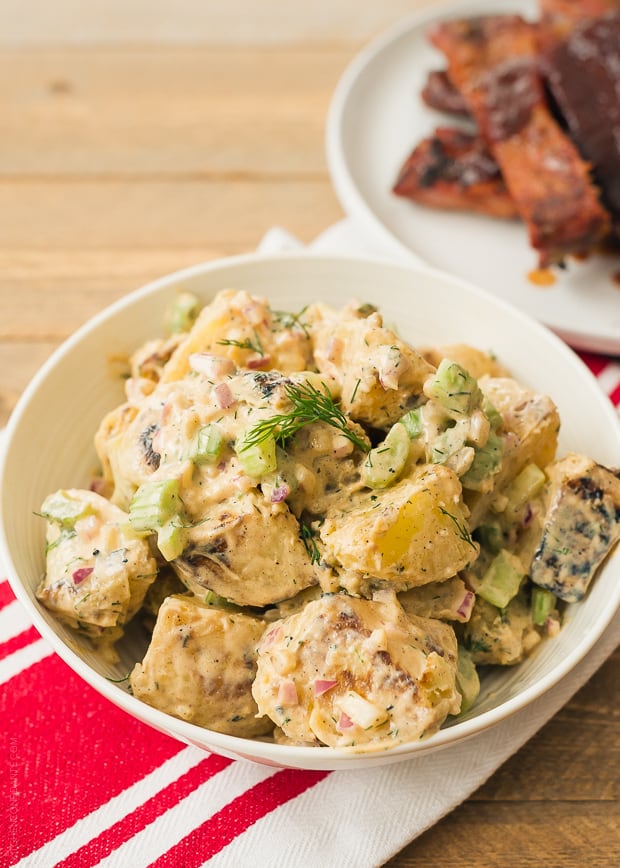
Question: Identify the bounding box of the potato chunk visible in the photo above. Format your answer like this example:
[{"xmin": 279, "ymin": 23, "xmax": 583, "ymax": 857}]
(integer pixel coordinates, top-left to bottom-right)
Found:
[
  {"xmin": 320, "ymin": 465, "xmax": 479, "ymax": 589},
  {"xmin": 252, "ymin": 591, "xmax": 460, "ymax": 748},
  {"xmin": 130, "ymin": 595, "xmax": 273, "ymax": 737},
  {"xmin": 160, "ymin": 289, "xmax": 313, "ymax": 382},
  {"xmin": 36, "ymin": 489, "xmax": 157, "ymax": 657},
  {"xmin": 309, "ymin": 302, "xmax": 434, "ymax": 429},
  {"xmin": 173, "ymin": 491, "xmax": 319, "ymax": 607}
]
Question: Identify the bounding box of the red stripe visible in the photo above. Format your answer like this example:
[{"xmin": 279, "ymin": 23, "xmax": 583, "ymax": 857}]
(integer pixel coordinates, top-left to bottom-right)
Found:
[
  {"xmin": 55, "ymin": 753, "xmax": 232, "ymax": 868},
  {"xmin": 0, "ymin": 579, "xmax": 16, "ymax": 611},
  {"xmin": 148, "ymin": 768, "xmax": 330, "ymax": 867},
  {"xmin": 0, "ymin": 654, "xmax": 183, "ymax": 868},
  {"xmin": 578, "ymin": 351, "xmax": 609, "ymax": 376},
  {"xmin": 0, "ymin": 624, "xmax": 40, "ymax": 661},
  {"xmin": 609, "ymin": 381, "xmax": 620, "ymax": 407}
]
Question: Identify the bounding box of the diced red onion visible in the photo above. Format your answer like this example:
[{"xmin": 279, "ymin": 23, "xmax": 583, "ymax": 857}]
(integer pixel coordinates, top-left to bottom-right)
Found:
[
  {"xmin": 151, "ymin": 428, "xmax": 164, "ymax": 453},
  {"xmin": 314, "ymin": 679, "xmax": 338, "ymax": 696},
  {"xmin": 271, "ymin": 484, "xmax": 290, "ymax": 503},
  {"xmin": 522, "ymin": 504, "xmax": 534, "ymax": 528},
  {"xmin": 213, "ymin": 382, "xmax": 235, "ymax": 409},
  {"xmin": 161, "ymin": 402, "xmax": 173, "ymax": 424},
  {"xmin": 263, "ymin": 626, "xmax": 281, "ymax": 647},
  {"xmin": 72, "ymin": 567, "xmax": 94, "ymax": 584},
  {"xmin": 331, "ymin": 436, "xmax": 353, "ymax": 459},
  {"xmin": 336, "ymin": 711, "xmax": 354, "ymax": 731},
  {"xmin": 325, "ymin": 337, "xmax": 343, "ymax": 362},
  {"xmin": 89, "ymin": 478, "xmax": 107, "ymax": 495},
  {"xmin": 379, "ymin": 371, "xmax": 398, "ymax": 392},
  {"xmin": 247, "ymin": 354, "xmax": 271, "ymax": 369},
  {"xmin": 189, "ymin": 353, "xmax": 235, "ymax": 378},
  {"xmin": 456, "ymin": 590, "xmax": 475, "ymax": 621},
  {"xmin": 277, "ymin": 679, "xmax": 298, "ymax": 706}
]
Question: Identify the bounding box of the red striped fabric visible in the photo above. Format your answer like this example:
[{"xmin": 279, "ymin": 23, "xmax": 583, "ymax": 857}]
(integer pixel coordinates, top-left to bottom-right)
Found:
[
  {"xmin": 147, "ymin": 768, "xmax": 331, "ymax": 867},
  {"xmin": 1, "ymin": 349, "xmax": 618, "ymax": 868},
  {"xmin": 578, "ymin": 351, "xmax": 610, "ymax": 376},
  {"xmin": 0, "ymin": 625, "xmax": 40, "ymax": 662},
  {"xmin": 0, "ymin": 654, "xmax": 183, "ymax": 867},
  {"xmin": 54, "ymin": 754, "xmax": 233, "ymax": 868},
  {"xmin": 0, "ymin": 579, "xmax": 15, "ymax": 610}
]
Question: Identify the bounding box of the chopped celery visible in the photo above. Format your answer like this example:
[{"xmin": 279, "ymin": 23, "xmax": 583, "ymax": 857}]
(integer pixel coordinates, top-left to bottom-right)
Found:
[
  {"xmin": 156, "ymin": 519, "xmax": 188, "ymax": 561},
  {"xmin": 425, "ymin": 359, "xmax": 482, "ymax": 419},
  {"xmin": 400, "ymin": 407, "xmax": 423, "ymax": 439},
  {"xmin": 165, "ymin": 291, "xmax": 200, "ymax": 334},
  {"xmin": 455, "ymin": 647, "xmax": 480, "ymax": 714},
  {"xmin": 429, "ymin": 423, "xmax": 465, "ymax": 465},
  {"xmin": 504, "ymin": 464, "xmax": 546, "ymax": 519},
  {"xmin": 474, "ymin": 522, "xmax": 504, "ymax": 554},
  {"xmin": 235, "ymin": 431, "xmax": 277, "ymax": 478},
  {"xmin": 361, "ymin": 422, "xmax": 410, "ymax": 489},
  {"xmin": 189, "ymin": 423, "xmax": 224, "ymax": 465},
  {"xmin": 39, "ymin": 491, "xmax": 94, "ymax": 528},
  {"xmin": 203, "ymin": 590, "xmax": 240, "ymax": 611},
  {"xmin": 531, "ymin": 586, "xmax": 556, "ymax": 626},
  {"xmin": 129, "ymin": 479, "xmax": 183, "ymax": 535},
  {"xmin": 461, "ymin": 431, "xmax": 504, "ymax": 491},
  {"xmin": 477, "ymin": 549, "xmax": 524, "ymax": 609},
  {"xmin": 482, "ymin": 396, "xmax": 503, "ymax": 431}
]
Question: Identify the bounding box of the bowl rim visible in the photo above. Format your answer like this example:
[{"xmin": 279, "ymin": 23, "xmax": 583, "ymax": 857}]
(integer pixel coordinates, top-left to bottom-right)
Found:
[{"xmin": 2, "ymin": 249, "xmax": 619, "ymax": 769}]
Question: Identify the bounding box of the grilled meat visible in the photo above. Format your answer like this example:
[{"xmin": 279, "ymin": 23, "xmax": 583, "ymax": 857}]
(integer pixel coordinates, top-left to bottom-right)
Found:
[
  {"xmin": 393, "ymin": 126, "xmax": 518, "ymax": 218},
  {"xmin": 537, "ymin": 0, "xmax": 620, "ymax": 48},
  {"xmin": 542, "ymin": 11, "xmax": 620, "ymax": 237},
  {"xmin": 429, "ymin": 14, "xmax": 611, "ymax": 265},
  {"xmin": 421, "ymin": 69, "xmax": 470, "ymax": 116}
]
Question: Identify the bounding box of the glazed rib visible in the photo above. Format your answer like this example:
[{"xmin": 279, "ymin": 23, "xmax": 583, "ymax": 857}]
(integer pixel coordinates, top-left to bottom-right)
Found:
[
  {"xmin": 421, "ymin": 70, "xmax": 470, "ymax": 116},
  {"xmin": 393, "ymin": 127, "xmax": 518, "ymax": 218},
  {"xmin": 430, "ymin": 14, "xmax": 610, "ymax": 266},
  {"xmin": 542, "ymin": 11, "xmax": 620, "ymax": 236},
  {"xmin": 537, "ymin": 0, "xmax": 620, "ymax": 47}
]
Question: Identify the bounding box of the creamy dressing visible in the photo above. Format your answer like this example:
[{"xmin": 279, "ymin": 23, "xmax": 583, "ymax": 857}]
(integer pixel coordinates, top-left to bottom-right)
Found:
[{"xmin": 36, "ymin": 289, "xmax": 619, "ymax": 747}]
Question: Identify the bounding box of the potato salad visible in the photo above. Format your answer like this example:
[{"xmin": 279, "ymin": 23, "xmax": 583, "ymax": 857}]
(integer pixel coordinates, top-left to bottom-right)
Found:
[{"xmin": 36, "ymin": 289, "xmax": 620, "ymax": 751}]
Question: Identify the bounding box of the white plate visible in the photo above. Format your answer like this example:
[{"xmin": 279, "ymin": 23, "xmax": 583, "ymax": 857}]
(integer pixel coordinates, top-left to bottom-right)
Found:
[
  {"xmin": 1, "ymin": 252, "xmax": 619, "ymax": 770},
  {"xmin": 326, "ymin": 0, "xmax": 620, "ymax": 355}
]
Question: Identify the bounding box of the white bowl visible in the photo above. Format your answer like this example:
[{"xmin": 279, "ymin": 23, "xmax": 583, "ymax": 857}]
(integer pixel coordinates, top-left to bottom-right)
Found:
[{"xmin": 1, "ymin": 252, "xmax": 619, "ymax": 770}]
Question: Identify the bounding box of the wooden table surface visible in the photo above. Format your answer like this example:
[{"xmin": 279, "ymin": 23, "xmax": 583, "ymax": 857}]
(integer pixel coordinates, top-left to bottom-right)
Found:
[{"xmin": 1, "ymin": 43, "xmax": 618, "ymax": 867}]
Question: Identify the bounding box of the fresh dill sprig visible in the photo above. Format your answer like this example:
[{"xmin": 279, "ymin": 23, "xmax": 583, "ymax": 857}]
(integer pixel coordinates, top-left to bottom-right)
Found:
[
  {"xmin": 240, "ymin": 379, "xmax": 370, "ymax": 453},
  {"xmin": 300, "ymin": 521, "xmax": 321, "ymax": 565},
  {"xmin": 217, "ymin": 331, "xmax": 264, "ymax": 355},
  {"xmin": 272, "ymin": 306, "xmax": 310, "ymax": 338},
  {"xmin": 350, "ymin": 378, "xmax": 362, "ymax": 404},
  {"xmin": 439, "ymin": 506, "xmax": 476, "ymax": 549}
]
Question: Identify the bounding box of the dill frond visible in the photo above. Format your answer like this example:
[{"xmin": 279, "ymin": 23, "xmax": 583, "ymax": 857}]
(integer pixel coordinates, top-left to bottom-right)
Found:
[{"xmin": 240, "ymin": 379, "xmax": 369, "ymax": 453}]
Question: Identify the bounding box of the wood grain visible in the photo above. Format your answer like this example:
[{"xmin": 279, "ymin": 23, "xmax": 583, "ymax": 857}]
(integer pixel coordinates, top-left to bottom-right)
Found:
[
  {"xmin": 0, "ymin": 48, "xmax": 342, "ymax": 176},
  {"xmin": 388, "ymin": 647, "xmax": 620, "ymax": 866},
  {"xmin": 0, "ymin": 43, "xmax": 618, "ymax": 868},
  {"xmin": 0, "ymin": 47, "xmax": 347, "ymax": 427}
]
